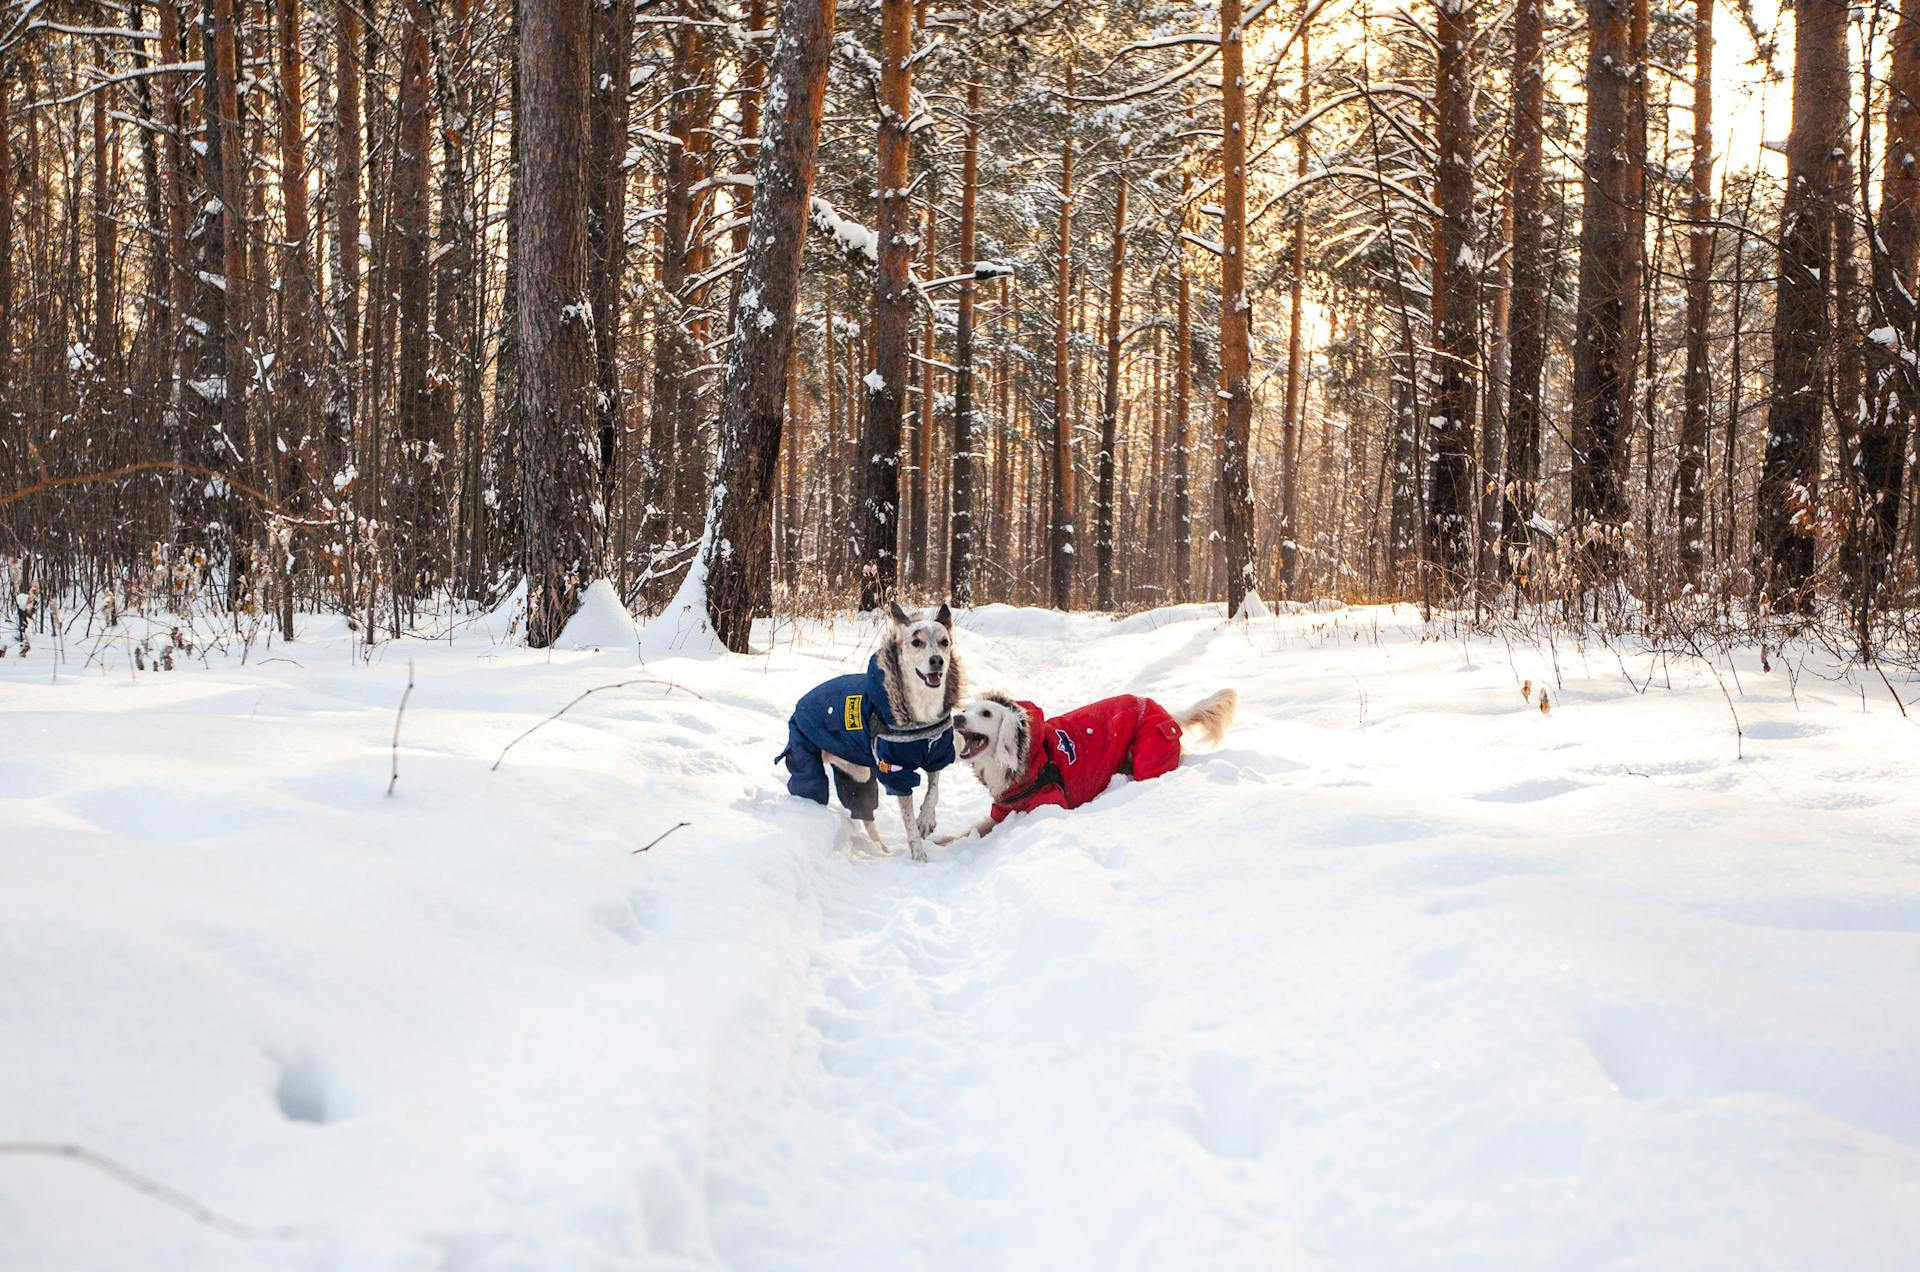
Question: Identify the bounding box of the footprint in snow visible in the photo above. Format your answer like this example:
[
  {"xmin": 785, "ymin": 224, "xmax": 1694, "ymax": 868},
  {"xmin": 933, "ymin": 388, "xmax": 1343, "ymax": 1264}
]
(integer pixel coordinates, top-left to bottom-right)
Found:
[{"xmin": 271, "ymin": 1051, "xmax": 359, "ymax": 1125}]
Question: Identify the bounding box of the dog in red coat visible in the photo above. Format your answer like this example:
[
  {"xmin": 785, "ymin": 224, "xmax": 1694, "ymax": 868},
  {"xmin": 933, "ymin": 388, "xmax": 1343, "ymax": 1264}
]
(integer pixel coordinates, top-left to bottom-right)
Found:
[{"xmin": 940, "ymin": 688, "xmax": 1237, "ymax": 841}]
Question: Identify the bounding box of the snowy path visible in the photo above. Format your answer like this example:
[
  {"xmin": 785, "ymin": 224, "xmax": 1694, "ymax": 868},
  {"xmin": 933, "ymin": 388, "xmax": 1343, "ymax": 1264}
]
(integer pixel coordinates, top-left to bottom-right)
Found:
[{"xmin": 4, "ymin": 603, "xmax": 1920, "ymax": 1269}]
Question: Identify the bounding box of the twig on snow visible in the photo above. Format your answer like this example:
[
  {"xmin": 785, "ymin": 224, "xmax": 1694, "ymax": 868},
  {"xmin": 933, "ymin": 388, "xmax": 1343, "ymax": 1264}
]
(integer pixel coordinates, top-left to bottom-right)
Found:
[
  {"xmin": 0, "ymin": 1141, "xmax": 290, "ymax": 1240},
  {"xmin": 634, "ymin": 821, "xmax": 692, "ymax": 854},
  {"xmin": 388, "ymin": 661, "xmax": 415, "ymax": 796},
  {"xmin": 492, "ymin": 678, "xmax": 708, "ymax": 772}
]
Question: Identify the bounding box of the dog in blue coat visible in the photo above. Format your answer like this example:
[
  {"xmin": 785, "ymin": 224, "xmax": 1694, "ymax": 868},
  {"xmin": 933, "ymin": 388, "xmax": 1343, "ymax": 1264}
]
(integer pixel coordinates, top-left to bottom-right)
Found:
[{"xmin": 782, "ymin": 603, "xmax": 964, "ymax": 860}]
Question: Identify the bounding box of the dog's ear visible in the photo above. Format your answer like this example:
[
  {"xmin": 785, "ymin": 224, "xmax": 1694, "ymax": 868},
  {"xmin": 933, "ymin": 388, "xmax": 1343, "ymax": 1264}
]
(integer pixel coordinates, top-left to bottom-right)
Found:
[
  {"xmin": 888, "ymin": 601, "xmax": 912, "ymax": 627},
  {"xmin": 935, "ymin": 603, "xmax": 952, "ymax": 630}
]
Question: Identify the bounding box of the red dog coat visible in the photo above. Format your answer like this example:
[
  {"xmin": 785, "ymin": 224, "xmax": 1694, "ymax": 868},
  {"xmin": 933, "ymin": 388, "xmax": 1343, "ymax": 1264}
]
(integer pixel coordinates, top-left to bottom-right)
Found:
[{"xmin": 989, "ymin": 695, "xmax": 1184, "ymax": 822}]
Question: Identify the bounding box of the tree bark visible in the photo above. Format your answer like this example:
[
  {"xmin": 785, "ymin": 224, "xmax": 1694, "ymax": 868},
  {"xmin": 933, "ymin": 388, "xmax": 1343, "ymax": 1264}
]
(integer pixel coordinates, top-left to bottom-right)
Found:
[
  {"xmin": 1677, "ymin": 0, "xmax": 1715, "ymax": 585},
  {"xmin": 1855, "ymin": 0, "xmax": 1920, "ymax": 605},
  {"xmin": 1428, "ymin": 0, "xmax": 1477, "ymax": 585},
  {"xmin": 275, "ymin": 0, "xmax": 318, "ymax": 637},
  {"xmin": 1218, "ymin": 0, "xmax": 1257, "ymax": 614},
  {"xmin": 1280, "ymin": 32, "xmax": 1310, "ymax": 597},
  {"xmin": 589, "ymin": 0, "xmax": 631, "ymax": 556},
  {"xmin": 858, "ymin": 0, "xmax": 914, "ymax": 611},
  {"xmin": 517, "ymin": 0, "xmax": 598, "ymax": 646},
  {"xmin": 1095, "ymin": 143, "xmax": 1128, "ymax": 611},
  {"xmin": 948, "ymin": 76, "xmax": 982, "ymax": 604},
  {"xmin": 1043, "ymin": 60, "xmax": 1078, "ymax": 609},
  {"xmin": 1174, "ymin": 212, "xmax": 1194, "ymax": 597},
  {"xmin": 1569, "ymin": 0, "xmax": 1643, "ymax": 585},
  {"xmin": 703, "ymin": 0, "xmax": 839, "ymax": 648},
  {"xmin": 1503, "ymin": 0, "xmax": 1546, "ymax": 581},
  {"xmin": 1758, "ymin": 0, "xmax": 1848, "ymax": 606}
]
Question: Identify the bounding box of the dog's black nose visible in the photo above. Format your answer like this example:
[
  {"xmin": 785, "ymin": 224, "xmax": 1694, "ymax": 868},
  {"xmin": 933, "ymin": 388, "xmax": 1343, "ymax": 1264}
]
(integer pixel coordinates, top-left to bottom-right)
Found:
[{"xmin": 928, "ymin": 654, "xmax": 945, "ymax": 670}]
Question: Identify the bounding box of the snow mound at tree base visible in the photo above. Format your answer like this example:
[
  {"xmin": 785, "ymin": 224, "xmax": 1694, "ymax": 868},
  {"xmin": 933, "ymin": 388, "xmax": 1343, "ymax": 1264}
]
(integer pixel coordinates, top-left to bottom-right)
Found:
[
  {"xmin": 637, "ymin": 554, "xmax": 723, "ymax": 657},
  {"xmin": 553, "ymin": 578, "xmax": 639, "ymax": 650}
]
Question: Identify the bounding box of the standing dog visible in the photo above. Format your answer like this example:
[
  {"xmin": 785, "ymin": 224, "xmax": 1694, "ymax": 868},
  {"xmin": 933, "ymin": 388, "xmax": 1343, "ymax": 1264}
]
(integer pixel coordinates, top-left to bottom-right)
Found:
[
  {"xmin": 942, "ymin": 688, "xmax": 1237, "ymax": 841},
  {"xmin": 781, "ymin": 603, "xmax": 965, "ymax": 860}
]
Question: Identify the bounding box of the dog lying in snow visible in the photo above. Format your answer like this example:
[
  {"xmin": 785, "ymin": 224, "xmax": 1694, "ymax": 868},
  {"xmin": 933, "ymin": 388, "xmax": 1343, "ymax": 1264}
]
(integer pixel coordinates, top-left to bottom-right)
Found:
[
  {"xmin": 940, "ymin": 689, "xmax": 1238, "ymax": 842},
  {"xmin": 780, "ymin": 603, "xmax": 964, "ymax": 861}
]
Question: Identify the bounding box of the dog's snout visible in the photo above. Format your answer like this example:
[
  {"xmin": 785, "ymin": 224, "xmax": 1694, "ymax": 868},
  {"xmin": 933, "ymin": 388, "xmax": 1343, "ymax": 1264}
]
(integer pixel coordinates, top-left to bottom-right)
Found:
[{"xmin": 928, "ymin": 653, "xmax": 945, "ymax": 669}]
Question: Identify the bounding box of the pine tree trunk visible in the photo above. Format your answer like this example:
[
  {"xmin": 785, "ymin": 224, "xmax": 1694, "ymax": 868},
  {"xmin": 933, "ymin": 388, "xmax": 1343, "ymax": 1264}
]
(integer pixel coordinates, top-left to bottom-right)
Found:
[
  {"xmin": 1677, "ymin": 0, "xmax": 1715, "ymax": 585},
  {"xmin": 0, "ymin": 68, "xmax": 12, "ymax": 417},
  {"xmin": 517, "ymin": 0, "xmax": 598, "ymax": 647},
  {"xmin": 1758, "ymin": 0, "xmax": 1847, "ymax": 606},
  {"xmin": 1174, "ymin": 185, "xmax": 1193, "ymax": 596},
  {"xmin": 91, "ymin": 50, "xmax": 118, "ymax": 370},
  {"xmin": 1427, "ymin": 0, "xmax": 1477, "ymax": 585},
  {"xmin": 1569, "ymin": 0, "xmax": 1644, "ymax": 584},
  {"xmin": 1856, "ymin": 0, "xmax": 1920, "ymax": 605},
  {"xmin": 1095, "ymin": 144, "xmax": 1128, "ymax": 612},
  {"xmin": 275, "ymin": 0, "xmax": 318, "ymax": 637},
  {"xmin": 328, "ymin": 0, "xmax": 363, "ymax": 506},
  {"xmin": 911, "ymin": 205, "xmax": 935, "ymax": 586},
  {"xmin": 1218, "ymin": 0, "xmax": 1256, "ymax": 615},
  {"xmin": 1280, "ymin": 33, "xmax": 1310, "ymax": 597},
  {"xmin": 1504, "ymin": 0, "xmax": 1545, "ymax": 580},
  {"xmin": 948, "ymin": 77, "xmax": 981, "ymax": 604},
  {"xmin": 1048, "ymin": 58, "xmax": 1078, "ymax": 609},
  {"xmin": 589, "ymin": 0, "xmax": 631, "ymax": 557},
  {"xmin": 858, "ymin": 0, "xmax": 914, "ymax": 611},
  {"xmin": 392, "ymin": 0, "xmax": 444, "ymax": 595},
  {"xmin": 702, "ymin": 0, "xmax": 838, "ymax": 648}
]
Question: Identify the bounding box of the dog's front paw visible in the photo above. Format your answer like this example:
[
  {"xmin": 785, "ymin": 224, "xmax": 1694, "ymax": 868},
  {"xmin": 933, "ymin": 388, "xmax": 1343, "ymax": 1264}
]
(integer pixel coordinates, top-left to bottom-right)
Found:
[
  {"xmin": 915, "ymin": 808, "xmax": 939, "ymax": 839},
  {"xmin": 907, "ymin": 839, "xmax": 929, "ymax": 863}
]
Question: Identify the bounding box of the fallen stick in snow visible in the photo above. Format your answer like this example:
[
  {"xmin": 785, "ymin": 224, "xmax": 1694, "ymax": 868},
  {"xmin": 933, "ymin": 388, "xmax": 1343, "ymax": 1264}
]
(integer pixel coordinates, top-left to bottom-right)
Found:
[
  {"xmin": 0, "ymin": 1141, "xmax": 290, "ymax": 1240},
  {"xmin": 491, "ymin": 678, "xmax": 708, "ymax": 772},
  {"xmin": 388, "ymin": 661, "xmax": 415, "ymax": 797},
  {"xmin": 634, "ymin": 821, "xmax": 691, "ymax": 854}
]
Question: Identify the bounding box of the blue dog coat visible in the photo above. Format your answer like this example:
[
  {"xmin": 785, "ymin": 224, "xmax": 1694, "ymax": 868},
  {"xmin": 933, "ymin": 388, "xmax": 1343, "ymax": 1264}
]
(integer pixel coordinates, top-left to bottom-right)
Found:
[{"xmin": 782, "ymin": 654, "xmax": 957, "ymax": 807}]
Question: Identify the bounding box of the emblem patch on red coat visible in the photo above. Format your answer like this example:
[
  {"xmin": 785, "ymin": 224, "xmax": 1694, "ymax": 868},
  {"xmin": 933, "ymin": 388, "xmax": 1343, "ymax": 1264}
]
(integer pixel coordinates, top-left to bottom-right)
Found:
[{"xmin": 1054, "ymin": 728, "xmax": 1078, "ymax": 764}]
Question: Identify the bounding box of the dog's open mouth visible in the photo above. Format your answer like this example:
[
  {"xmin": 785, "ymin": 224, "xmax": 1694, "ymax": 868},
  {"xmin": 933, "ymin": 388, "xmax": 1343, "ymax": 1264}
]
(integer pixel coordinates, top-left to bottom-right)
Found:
[
  {"xmin": 917, "ymin": 668, "xmax": 944, "ymax": 689},
  {"xmin": 957, "ymin": 727, "xmax": 988, "ymax": 760}
]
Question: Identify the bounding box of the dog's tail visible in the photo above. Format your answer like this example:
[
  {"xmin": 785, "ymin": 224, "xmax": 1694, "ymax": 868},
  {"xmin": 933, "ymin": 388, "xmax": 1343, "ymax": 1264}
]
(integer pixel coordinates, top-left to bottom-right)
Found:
[{"xmin": 1175, "ymin": 689, "xmax": 1238, "ymax": 748}]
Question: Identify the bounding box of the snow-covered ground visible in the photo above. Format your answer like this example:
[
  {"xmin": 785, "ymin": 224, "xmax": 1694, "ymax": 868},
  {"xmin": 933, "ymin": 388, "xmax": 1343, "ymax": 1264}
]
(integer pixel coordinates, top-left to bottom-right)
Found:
[{"xmin": 4, "ymin": 599, "xmax": 1919, "ymax": 1270}]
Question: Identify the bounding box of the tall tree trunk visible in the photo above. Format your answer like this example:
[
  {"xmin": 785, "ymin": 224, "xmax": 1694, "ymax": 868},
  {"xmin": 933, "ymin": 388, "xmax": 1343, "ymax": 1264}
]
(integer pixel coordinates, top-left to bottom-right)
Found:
[
  {"xmin": 517, "ymin": 0, "xmax": 598, "ymax": 646},
  {"xmin": 91, "ymin": 47, "xmax": 118, "ymax": 370},
  {"xmin": 1218, "ymin": 0, "xmax": 1256, "ymax": 614},
  {"xmin": 703, "ymin": 0, "xmax": 838, "ymax": 648},
  {"xmin": 589, "ymin": 0, "xmax": 631, "ymax": 558},
  {"xmin": 181, "ymin": 0, "xmax": 245, "ymax": 591},
  {"xmin": 275, "ymin": 0, "xmax": 318, "ymax": 637},
  {"xmin": 328, "ymin": 0, "xmax": 363, "ymax": 495},
  {"xmin": 948, "ymin": 77, "xmax": 981, "ymax": 604},
  {"xmin": 0, "ymin": 66, "xmax": 9, "ymax": 416},
  {"xmin": 911, "ymin": 204, "xmax": 935, "ymax": 585},
  {"xmin": 393, "ymin": 0, "xmax": 444, "ymax": 596},
  {"xmin": 1758, "ymin": 0, "xmax": 1848, "ymax": 606},
  {"xmin": 1569, "ymin": 0, "xmax": 1644, "ymax": 586},
  {"xmin": 858, "ymin": 0, "xmax": 913, "ymax": 611},
  {"xmin": 1428, "ymin": 0, "xmax": 1477, "ymax": 584},
  {"xmin": 1280, "ymin": 32, "xmax": 1310, "ymax": 597},
  {"xmin": 1503, "ymin": 0, "xmax": 1545, "ymax": 580},
  {"xmin": 1095, "ymin": 143, "xmax": 1128, "ymax": 611},
  {"xmin": 1048, "ymin": 60, "xmax": 1079, "ymax": 610},
  {"xmin": 1174, "ymin": 173, "xmax": 1194, "ymax": 596},
  {"xmin": 1856, "ymin": 0, "xmax": 1920, "ymax": 606},
  {"xmin": 1677, "ymin": 0, "xmax": 1715, "ymax": 585}
]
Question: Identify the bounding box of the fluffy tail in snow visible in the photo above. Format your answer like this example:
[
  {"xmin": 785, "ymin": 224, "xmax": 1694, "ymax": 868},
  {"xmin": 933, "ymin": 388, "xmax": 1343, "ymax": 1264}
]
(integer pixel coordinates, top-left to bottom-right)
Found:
[{"xmin": 1175, "ymin": 689, "xmax": 1238, "ymax": 748}]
